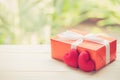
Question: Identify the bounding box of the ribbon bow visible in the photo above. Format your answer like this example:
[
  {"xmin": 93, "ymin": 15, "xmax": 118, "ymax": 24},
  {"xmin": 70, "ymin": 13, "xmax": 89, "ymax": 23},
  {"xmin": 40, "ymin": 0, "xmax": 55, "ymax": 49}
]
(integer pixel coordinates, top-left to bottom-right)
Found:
[{"xmin": 58, "ymin": 30, "xmax": 110, "ymax": 64}]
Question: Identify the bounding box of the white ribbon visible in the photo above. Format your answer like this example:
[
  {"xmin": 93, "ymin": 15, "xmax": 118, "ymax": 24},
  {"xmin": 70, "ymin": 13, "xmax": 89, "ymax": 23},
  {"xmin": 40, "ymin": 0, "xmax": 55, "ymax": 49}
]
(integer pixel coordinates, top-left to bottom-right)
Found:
[{"xmin": 58, "ymin": 30, "xmax": 110, "ymax": 64}]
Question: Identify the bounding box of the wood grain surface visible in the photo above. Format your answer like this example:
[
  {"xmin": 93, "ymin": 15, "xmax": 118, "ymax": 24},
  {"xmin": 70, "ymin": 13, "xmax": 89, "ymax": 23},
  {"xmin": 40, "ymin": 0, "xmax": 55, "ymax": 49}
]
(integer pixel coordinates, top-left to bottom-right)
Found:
[{"xmin": 0, "ymin": 44, "xmax": 120, "ymax": 80}]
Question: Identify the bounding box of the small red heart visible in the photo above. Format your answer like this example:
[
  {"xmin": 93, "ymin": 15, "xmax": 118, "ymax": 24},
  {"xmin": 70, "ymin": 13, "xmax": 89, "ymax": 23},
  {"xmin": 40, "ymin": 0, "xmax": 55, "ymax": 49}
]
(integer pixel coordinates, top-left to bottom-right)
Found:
[
  {"xmin": 78, "ymin": 51, "xmax": 95, "ymax": 72},
  {"xmin": 64, "ymin": 49, "xmax": 79, "ymax": 68}
]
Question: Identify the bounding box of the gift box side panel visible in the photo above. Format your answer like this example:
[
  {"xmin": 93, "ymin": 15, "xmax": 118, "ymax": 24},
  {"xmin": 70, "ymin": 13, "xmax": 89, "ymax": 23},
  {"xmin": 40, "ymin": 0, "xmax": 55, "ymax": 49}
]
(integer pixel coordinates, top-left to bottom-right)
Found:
[
  {"xmin": 110, "ymin": 39, "xmax": 117, "ymax": 62},
  {"xmin": 51, "ymin": 39, "xmax": 71, "ymax": 61}
]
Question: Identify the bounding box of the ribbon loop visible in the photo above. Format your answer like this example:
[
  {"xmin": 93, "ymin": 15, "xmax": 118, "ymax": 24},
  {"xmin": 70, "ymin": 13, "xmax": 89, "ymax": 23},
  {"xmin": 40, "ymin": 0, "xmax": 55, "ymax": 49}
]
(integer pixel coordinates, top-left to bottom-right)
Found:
[{"xmin": 58, "ymin": 30, "xmax": 84, "ymax": 40}]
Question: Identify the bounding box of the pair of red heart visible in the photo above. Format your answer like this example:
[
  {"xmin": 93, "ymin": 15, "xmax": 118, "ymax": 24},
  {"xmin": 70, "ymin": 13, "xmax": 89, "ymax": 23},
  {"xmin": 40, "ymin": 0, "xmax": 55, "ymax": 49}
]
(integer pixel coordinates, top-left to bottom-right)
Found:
[{"xmin": 64, "ymin": 49, "xmax": 95, "ymax": 72}]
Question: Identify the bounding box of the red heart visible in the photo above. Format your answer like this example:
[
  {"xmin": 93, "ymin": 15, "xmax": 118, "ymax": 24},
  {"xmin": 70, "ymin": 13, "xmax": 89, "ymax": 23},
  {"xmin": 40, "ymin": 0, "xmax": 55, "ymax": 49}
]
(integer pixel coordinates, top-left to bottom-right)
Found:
[
  {"xmin": 78, "ymin": 51, "xmax": 95, "ymax": 72},
  {"xmin": 64, "ymin": 49, "xmax": 79, "ymax": 68}
]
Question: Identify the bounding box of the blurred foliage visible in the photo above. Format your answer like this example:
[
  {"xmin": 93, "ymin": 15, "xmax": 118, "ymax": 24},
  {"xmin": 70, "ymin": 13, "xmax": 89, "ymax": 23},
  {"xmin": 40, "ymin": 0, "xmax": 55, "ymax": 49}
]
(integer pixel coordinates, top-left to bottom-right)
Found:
[
  {"xmin": 0, "ymin": 0, "xmax": 52, "ymax": 44},
  {"xmin": 0, "ymin": 0, "xmax": 120, "ymax": 44},
  {"xmin": 52, "ymin": 0, "xmax": 120, "ymax": 28}
]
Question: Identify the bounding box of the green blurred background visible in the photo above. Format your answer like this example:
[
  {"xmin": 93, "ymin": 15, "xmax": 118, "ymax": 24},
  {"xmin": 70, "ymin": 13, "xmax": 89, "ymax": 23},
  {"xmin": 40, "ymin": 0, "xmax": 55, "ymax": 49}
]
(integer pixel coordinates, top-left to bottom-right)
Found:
[{"xmin": 0, "ymin": 0, "xmax": 120, "ymax": 44}]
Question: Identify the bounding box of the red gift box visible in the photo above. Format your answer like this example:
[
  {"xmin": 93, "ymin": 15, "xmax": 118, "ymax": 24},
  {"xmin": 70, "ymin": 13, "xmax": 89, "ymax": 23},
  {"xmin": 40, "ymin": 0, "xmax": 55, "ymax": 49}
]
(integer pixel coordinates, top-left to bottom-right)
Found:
[{"xmin": 51, "ymin": 29, "xmax": 116, "ymax": 71}]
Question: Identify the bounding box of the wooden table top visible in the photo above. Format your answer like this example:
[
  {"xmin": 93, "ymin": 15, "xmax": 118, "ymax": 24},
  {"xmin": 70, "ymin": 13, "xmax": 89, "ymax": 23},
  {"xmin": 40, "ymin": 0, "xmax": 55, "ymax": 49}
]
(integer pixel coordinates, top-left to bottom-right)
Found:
[{"xmin": 0, "ymin": 44, "xmax": 120, "ymax": 80}]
